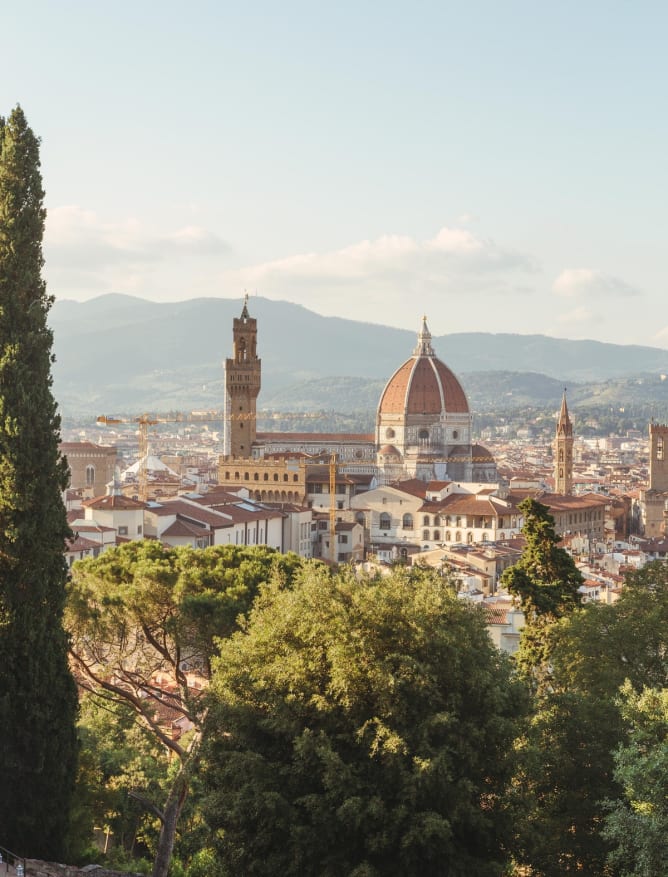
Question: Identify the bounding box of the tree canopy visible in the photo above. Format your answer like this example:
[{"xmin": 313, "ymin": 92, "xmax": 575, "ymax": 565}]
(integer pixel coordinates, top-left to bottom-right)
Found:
[
  {"xmin": 67, "ymin": 541, "xmax": 306, "ymax": 877},
  {"xmin": 500, "ymin": 497, "xmax": 583, "ymax": 682},
  {"xmin": 202, "ymin": 564, "xmax": 525, "ymax": 877}
]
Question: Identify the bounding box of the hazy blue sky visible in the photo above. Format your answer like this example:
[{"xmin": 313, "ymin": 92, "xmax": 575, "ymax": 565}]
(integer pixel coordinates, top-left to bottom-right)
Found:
[{"xmin": 3, "ymin": 1, "xmax": 666, "ymax": 346}]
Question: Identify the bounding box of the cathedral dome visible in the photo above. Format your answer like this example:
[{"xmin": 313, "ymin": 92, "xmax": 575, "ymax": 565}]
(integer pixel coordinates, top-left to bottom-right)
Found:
[{"xmin": 377, "ymin": 318, "xmax": 469, "ymax": 417}]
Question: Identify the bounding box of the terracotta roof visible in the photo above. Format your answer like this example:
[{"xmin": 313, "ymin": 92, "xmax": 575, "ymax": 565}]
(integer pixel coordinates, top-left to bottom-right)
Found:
[
  {"xmin": 83, "ymin": 494, "xmax": 145, "ymax": 511},
  {"xmin": 388, "ymin": 478, "xmax": 429, "ymax": 498},
  {"xmin": 66, "ymin": 534, "xmax": 100, "ymax": 552},
  {"xmin": 378, "ymin": 355, "xmax": 468, "ymax": 416},
  {"xmin": 256, "ymin": 432, "xmax": 374, "ymax": 443},
  {"xmin": 161, "ymin": 519, "xmax": 208, "ymax": 538}
]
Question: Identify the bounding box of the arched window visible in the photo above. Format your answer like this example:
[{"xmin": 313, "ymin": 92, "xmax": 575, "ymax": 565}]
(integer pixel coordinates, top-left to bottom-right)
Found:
[
  {"xmin": 264, "ymin": 473, "xmax": 269, "ymax": 481},
  {"xmin": 455, "ymin": 531, "xmax": 461, "ymax": 542},
  {"xmin": 456, "ymin": 516, "xmax": 462, "ymax": 527},
  {"xmin": 498, "ymin": 532, "xmax": 505, "ymax": 540},
  {"xmin": 433, "ymin": 515, "xmax": 441, "ymax": 526},
  {"xmin": 244, "ymin": 472, "xmax": 249, "ymax": 481},
  {"xmin": 445, "ymin": 531, "xmax": 451, "ymax": 541},
  {"xmin": 234, "ymin": 472, "xmax": 239, "ymax": 480},
  {"xmin": 283, "ymin": 474, "xmax": 289, "ymax": 482},
  {"xmin": 293, "ymin": 474, "xmax": 299, "ymax": 482},
  {"xmin": 274, "ymin": 473, "xmax": 279, "ymax": 481},
  {"xmin": 482, "ymin": 532, "xmax": 488, "ymax": 542},
  {"xmin": 423, "ymin": 515, "xmax": 430, "ymax": 526},
  {"xmin": 418, "ymin": 429, "xmax": 429, "ymax": 441},
  {"xmin": 379, "ymin": 513, "xmax": 391, "ymax": 530},
  {"xmin": 433, "ymin": 529, "xmax": 440, "ymax": 541},
  {"xmin": 253, "ymin": 473, "xmax": 259, "ymax": 481},
  {"xmin": 85, "ymin": 465, "xmax": 95, "ymax": 487},
  {"xmin": 467, "ymin": 532, "xmax": 474, "ymax": 543},
  {"xmin": 385, "ymin": 427, "xmax": 395, "ymax": 439},
  {"xmin": 402, "ymin": 513, "xmax": 413, "ymax": 529}
]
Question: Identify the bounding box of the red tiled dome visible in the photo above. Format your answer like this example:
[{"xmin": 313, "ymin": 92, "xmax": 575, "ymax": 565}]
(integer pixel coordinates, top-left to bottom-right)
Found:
[{"xmin": 378, "ymin": 355, "xmax": 469, "ymax": 416}]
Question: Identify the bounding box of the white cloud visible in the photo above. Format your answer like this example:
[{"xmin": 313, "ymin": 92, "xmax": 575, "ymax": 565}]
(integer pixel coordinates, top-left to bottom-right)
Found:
[
  {"xmin": 44, "ymin": 206, "xmax": 230, "ymax": 295},
  {"xmin": 223, "ymin": 226, "xmax": 535, "ymax": 323},
  {"xmin": 553, "ymin": 268, "xmax": 639, "ymax": 299}
]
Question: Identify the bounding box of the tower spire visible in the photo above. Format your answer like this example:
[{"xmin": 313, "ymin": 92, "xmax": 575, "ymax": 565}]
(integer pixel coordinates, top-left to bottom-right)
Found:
[{"xmin": 554, "ymin": 388, "xmax": 574, "ymax": 494}]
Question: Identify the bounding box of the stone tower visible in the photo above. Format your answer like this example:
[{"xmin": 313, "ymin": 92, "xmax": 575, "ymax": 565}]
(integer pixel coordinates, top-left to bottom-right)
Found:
[
  {"xmin": 223, "ymin": 295, "xmax": 261, "ymax": 457},
  {"xmin": 554, "ymin": 390, "xmax": 573, "ymax": 494},
  {"xmin": 648, "ymin": 422, "xmax": 668, "ymax": 492}
]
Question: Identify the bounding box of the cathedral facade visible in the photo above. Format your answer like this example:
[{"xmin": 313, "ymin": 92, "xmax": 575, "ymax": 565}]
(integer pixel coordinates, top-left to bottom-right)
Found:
[{"xmin": 220, "ymin": 302, "xmax": 496, "ymax": 491}]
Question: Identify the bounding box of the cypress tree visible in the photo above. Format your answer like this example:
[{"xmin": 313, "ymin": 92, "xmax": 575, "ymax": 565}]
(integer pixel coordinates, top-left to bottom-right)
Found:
[{"xmin": 0, "ymin": 106, "xmax": 78, "ymax": 859}]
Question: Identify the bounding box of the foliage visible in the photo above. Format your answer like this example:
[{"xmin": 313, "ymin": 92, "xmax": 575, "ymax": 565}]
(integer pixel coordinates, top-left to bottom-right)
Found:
[
  {"xmin": 509, "ymin": 560, "xmax": 668, "ymax": 875},
  {"xmin": 67, "ymin": 694, "xmax": 170, "ymax": 865},
  {"xmin": 500, "ymin": 498, "xmax": 583, "ymax": 682},
  {"xmin": 202, "ymin": 564, "xmax": 525, "ymax": 877},
  {"xmin": 0, "ymin": 105, "xmax": 78, "ymax": 858},
  {"xmin": 66, "ymin": 541, "xmax": 305, "ymax": 877},
  {"xmin": 603, "ymin": 684, "xmax": 668, "ymax": 877}
]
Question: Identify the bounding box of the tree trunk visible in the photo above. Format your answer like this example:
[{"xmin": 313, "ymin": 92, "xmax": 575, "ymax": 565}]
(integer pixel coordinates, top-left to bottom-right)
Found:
[{"xmin": 151, "ymin": 769, "xmax": 189, "ymax": 877}]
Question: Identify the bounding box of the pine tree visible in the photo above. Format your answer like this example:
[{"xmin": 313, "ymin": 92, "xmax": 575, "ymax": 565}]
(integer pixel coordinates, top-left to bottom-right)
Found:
[
  {"xmin": 500, "ymin": 497, "xmax": 583, "ymax": 685},
  {"xmin": 0, "ymin": 106, "xmax": 78, "ymax": 859}
]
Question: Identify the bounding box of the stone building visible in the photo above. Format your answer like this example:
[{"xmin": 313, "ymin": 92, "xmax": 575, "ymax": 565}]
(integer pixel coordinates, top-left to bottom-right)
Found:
[{"xmin": 60, "ymin": 441, "xmax": 117, "ymax": 497}]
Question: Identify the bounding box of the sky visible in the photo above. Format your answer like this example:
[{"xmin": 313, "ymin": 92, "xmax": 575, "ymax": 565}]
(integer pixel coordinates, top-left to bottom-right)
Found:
[{"xmin": 3, "ymin": 1, "xmax": 667, "ymax": 346}]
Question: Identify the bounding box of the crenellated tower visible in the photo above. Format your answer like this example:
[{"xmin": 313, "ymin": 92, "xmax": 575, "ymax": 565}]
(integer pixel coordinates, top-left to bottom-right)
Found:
[
  {"xmin": 223, "ymin": 295, "xmax": 261, "ymax": 457},
  {"xmin": 554, "ymin": 389, "xmax": 573, "ymax": 494}
]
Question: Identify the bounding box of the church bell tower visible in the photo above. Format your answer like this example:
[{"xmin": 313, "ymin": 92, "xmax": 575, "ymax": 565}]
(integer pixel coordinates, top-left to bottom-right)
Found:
[
  {"xmin": 223, "ymin": 295, "xmax": 261, "ymax": 457},
  {"xmin": 554, "ymin": 390, "xmax": 573, "ymax": 494}
]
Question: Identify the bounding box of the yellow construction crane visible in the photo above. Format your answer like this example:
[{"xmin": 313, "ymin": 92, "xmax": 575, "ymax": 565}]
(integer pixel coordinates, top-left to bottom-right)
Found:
[{"xmin": 97, "ymin": 412, "xmax": 230, "ymax": 502}]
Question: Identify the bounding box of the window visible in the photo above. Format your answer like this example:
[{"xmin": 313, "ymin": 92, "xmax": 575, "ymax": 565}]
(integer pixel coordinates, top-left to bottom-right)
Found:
[
  {"xmin": 419, "ymin": 429, "xmax": 429, "ymax": 440},
  {"xmin": 254, "ymin": 473, "xmax": 259, "ymax": 481},
  {"xmin": 467, "ymin": 533, "xmax": 474, "ymax": 543},
  {"xmin": 423, "ymin": 529, "xmax": 429, "ymax": 541},
  {"xmin": 338, "ymin": 534, "xmax": 349, "ymax": 544},
  {"xmin": 658, "ymin": 437, "xmax": 664, "ymax": 460},
  {"xmin": 455, "ymin": 531, "xmax": 461, "ymax": 542},
  {"xmin": 433, "ymin": 515, "xmax": 441, "ymax": 526},
  {"xmin": 264, "ymin": 473, "xmax": 269, "ymax": 481},
  {"xmin": 482, "ymin": 532, "xmax": 488, "ymax": 542},
  {"xmin": 402, "ymin": 513, "xmax": 413, "ymax": 529},
  {"xmin": 385, "ymin": 427, "xmax": 395, "ymax": 439},
  {"xmin": 423, "ymin": 515, "xmax": 430, "ymax": 526},
  {"xmin": 137, "ymin": 525, "xmax": 142, "ymax": 534},
  {"xmin": 85, "ymin": 465, "xmax": 95, "ymax": 487},
  {"xmin": 283, "ymin": 474, "xmax": 289, "ymax": 482},
  {"xmin": 244, "ymin": 472, "xmax": 249, "ymax": 481},
  {"xmin": 445, "ymin": 531, "xmax": 451, "ymax": 541},
  {"xmin": 274, "ymin": 474, "xmax": 279, "ymax": 481},
  {"xmin": 379, "ymin": 512, "xmax": 391, "ymax": 530},
  {"xmin": 433, "ymin": 530, "xmax": 440, "ymax": 541},
  {"xmin": 118, "ymin": 526, "xmax": 128, "ymax": 536}
]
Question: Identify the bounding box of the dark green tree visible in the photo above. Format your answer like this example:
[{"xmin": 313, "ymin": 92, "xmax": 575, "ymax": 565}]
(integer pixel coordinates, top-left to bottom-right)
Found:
[
  {"xmin": 0, "ymin": 106, "xmax": 78, "ymax": 859},
  {"xmin": 603, "ymin": 683, "xmax": 668, "ymax": 877},
  {"xmin": 67, "ymin": 541, "xmax": 305, "ymax": 877},
  {"xmin": 202, "ymin": 564, "xmax": 525, "ymax": 877},
  {"xmin": 500, "ymin": 497, "xmax": 583, "ymax": 683},
  {"xmin": 509, "ymin": 560, "xmax": 668, "ymax": 875}
]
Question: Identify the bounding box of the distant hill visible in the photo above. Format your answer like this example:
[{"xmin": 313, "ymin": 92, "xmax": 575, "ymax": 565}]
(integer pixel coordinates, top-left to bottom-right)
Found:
[{"xmin": 49, "ymin": 294, "xmax": 668, "ymax": 417}]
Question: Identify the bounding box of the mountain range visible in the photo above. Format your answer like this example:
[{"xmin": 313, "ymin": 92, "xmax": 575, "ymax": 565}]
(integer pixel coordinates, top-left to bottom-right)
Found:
[{"xmin": 49, "ymin": 294, "xmax": 668, "ymax": 417}]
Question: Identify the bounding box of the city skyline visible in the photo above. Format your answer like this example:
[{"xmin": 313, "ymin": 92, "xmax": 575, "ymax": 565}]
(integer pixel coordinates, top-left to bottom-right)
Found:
[{"xmin": 3, "ymin": 1, "xmax": 667, "ymax": 347}]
